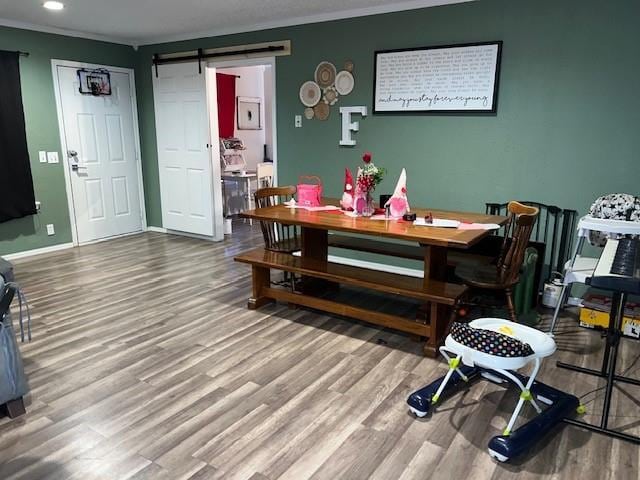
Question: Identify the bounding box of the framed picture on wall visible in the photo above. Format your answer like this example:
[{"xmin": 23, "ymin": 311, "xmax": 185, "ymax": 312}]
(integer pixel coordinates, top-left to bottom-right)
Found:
[
  {"xmin": 373, "ymin": 41, "xmax": 502, "ymax": 114},
  {"xmin": 237, "ymin": 96, "xmax": 262, "ymax": 130}
]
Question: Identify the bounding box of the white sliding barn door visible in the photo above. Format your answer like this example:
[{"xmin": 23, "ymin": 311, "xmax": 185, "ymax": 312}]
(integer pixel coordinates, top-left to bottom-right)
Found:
[{"xmin": 153, "ymin": 62, "xmax": 214, "ymax": 236}]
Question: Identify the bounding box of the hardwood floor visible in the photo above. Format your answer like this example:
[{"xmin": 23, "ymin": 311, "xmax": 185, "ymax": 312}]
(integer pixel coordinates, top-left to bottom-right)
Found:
[{"xmin": 1, "ymin": 223, "xmax": 639, "ymax": 479}]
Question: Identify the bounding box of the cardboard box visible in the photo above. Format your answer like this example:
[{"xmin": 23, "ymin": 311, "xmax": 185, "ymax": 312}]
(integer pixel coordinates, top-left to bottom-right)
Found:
[{"xmin": 579, "ymin": 293, "xmax": 640, "ymax": 338}]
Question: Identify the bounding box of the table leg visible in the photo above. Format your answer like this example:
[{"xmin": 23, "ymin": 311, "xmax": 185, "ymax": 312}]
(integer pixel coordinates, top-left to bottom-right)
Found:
[
  {"xmin": 421, "ymin": 245, "xmax": 451, "ymax": 357},
  {"xmin": 300, "ymin": 227, "xmax": 336, "ymax": 294},
  {"xmin": 423, "ymin": 245, "xmax": 448, "ymax": 282},
  {"xmin": 302, "ymin": 227, "xmax": 328, "ymax": 261}
]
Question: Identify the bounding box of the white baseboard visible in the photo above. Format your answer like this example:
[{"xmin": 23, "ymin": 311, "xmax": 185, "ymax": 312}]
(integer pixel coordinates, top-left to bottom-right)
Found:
[
  {"xmin": 329, "ymin": 254, "xmax": 424, "ymax": 278},
  {"xmin": 78, "ymin": 230, "xmax": 144, "ymax": 246},
  {"xmin": 165, "ymin": 229, "xmax": 223, "ymax": 242},
  {"xmin": 3, "ymin": 242, "xmax": 74, "ymax": 260},
  {"xmin": 146, "ymin": 226, "xmax": 223, "ymax": 242},
  {"xmin": 146, "ymin": 226, "xmax": 167, "ymax": 234},
  {"xmin": 293, "ymin": 251, "xmax": 424, "ymax": 278}
]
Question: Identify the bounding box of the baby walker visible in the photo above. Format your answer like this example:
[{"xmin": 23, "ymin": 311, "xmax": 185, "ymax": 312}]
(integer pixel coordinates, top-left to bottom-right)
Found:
[{"xmin": 407, "ymin": 318, "xmax": 582, "ymax": 462}]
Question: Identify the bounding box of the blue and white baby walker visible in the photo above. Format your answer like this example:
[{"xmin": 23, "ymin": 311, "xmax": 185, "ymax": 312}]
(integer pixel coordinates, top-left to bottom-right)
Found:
[{"xmin": 407, "ymin": 318, "xmax": 583, "ymax": 462}]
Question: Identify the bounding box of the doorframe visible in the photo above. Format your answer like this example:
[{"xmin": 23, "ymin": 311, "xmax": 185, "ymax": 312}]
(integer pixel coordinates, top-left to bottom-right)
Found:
[
  {"xmin": 207, "ymin": 56, "xmax": 279, "ymax": 197},
  {"xmin": 207, "ymin": 56, "xmax": 278, "ymax": 186},
  {"xmin": 51, "ymin": 59, "xmax": 147, "ymax": 246}
]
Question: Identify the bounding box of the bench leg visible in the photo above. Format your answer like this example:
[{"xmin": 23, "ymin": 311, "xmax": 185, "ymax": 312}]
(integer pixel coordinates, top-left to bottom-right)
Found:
[
  {"xmin": 423, "ymin": 344, "xmax": 438, "ymax": 358},
  {"xmin": 248, "ymin": 266, "xmax": 274, "ymax": 310},
  {"xmin": 4, "ymin": 397, "xmax": 26, "ymax": 419}
]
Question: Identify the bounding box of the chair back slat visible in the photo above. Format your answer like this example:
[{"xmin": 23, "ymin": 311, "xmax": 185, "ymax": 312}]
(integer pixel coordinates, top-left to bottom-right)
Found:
[
  {"xmin": 497, "ymin": 202, "xmax": 539, "ymax": 285},
  {"xmin": 254, "ymin": 186, "xmax": 300, "ymax": 253}
]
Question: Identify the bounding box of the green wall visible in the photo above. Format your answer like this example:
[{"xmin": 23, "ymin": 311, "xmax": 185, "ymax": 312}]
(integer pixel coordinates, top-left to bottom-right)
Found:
[
  {"xmin": 135, "ymin": 0, "xmax": 639, "ymax": 228},
  {"xmin": 0, "ymin": 27, "xmax": 135, "ymax": 255},
  {"xmin": 2, "ymin": 0, "xmax": 639, "ymax": 255}
]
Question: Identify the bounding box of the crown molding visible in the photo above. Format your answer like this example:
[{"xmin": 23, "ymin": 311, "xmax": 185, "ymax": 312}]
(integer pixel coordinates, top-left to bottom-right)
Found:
[
  {"xmin": 135, "ymin": 0, "xmax": 473, "ymax": 46},
  {"xmin": 0, "ymin": 17, "xmax": 136, "ymax": 47},
  {"xmin": 0, "ymin": 0, "xmax": 471, "ymax": 48}
]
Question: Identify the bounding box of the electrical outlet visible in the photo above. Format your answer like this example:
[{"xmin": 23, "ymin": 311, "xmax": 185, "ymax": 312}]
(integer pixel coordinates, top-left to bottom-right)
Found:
[
  {"xmin": 47, "ymin": 151, "xmax": 59, "ymax": 164},
  {"xmin": 295, "ymin": 115, "xmax": 302, "ymax": 128},
  {"xmin": 46, "ymin": 224, "xmax": 55, "ymax": 236},
  {"xmin": 39, "ymin": 151, "xmax": 47, "ymax": 163}
]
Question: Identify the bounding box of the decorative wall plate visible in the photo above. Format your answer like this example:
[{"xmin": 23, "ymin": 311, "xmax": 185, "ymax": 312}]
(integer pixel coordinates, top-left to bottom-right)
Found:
[
  {"xmin": 335, "ymin": 71, "xmax": 354, "ymax": 96},
  {"xmin": 314, "ymin": 61, "xmax": 337, "ymax": 88},
  {"xmin": 299, "ymin": 81, "xmax": 321, "ymax": 107},
  {"xmin": 303, "ymin": 107, "xmax": 315, "ymax": 120},
  {"xmin": 313, "ymin": 102, "xmax": 330, "ymax": 121},
  {"xmin": 323, "ymin": 86, "xmax": 339, "ymax": 105}
]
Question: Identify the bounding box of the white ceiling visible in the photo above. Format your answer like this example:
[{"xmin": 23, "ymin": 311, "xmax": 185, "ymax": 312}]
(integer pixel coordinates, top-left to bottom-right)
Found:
[{"xmin": 0, "ymin": 0, "xmax": 471, "ymax": 47}]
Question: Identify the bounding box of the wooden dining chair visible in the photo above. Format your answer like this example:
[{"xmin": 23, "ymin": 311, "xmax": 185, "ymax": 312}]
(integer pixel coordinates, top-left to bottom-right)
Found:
[
  {"xmin": 254, "ymin": 186, "xmax": 301, "ymax": 289},
  {"xmin": 254, "ymin": 185, "xmax": 301, "ymax": 254},
  {"xmin": 455, "ymin": 201, "xmax": 540, "ymax": 321},
  {"xmin": 256, "ymin": 162, "xmax": 274, "ymax": 189}
]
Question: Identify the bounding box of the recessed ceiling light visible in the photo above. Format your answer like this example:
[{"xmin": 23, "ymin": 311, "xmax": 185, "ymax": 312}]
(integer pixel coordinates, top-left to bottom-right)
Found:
[{"xmin": 43, "ymin": 1, "xmax": 65, "ymax": 10}]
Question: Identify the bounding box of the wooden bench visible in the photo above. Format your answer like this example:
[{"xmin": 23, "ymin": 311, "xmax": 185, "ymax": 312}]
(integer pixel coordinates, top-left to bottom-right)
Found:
[{"xmin": 235, "ymin": 247, "xmax": 467, "ymax": 356}]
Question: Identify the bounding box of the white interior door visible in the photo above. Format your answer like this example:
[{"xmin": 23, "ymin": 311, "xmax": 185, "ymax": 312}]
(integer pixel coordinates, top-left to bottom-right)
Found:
[
  {"xmin": 152, "ymin": 62, "xmax": 215, "ymax": 237},
  {"xmin": 56, "ymin": 65, "xmax": 143, "ymax": 244}
]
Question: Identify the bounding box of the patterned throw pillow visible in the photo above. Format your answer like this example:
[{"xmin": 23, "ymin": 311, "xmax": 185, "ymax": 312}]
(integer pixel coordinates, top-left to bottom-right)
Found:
[{"xmin": 450, "ymin": 322, "xmax": 535, "ymax": 358}]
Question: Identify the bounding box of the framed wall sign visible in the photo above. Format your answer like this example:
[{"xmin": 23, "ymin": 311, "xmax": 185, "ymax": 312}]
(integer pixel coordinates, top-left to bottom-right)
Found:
[
  {"xmin": 237, "ymin": 96, "xmax": 262, "ymax": 130},
  {"xmin": 373, "ymin": 41, "xmax": 502, "ymax": 114}
]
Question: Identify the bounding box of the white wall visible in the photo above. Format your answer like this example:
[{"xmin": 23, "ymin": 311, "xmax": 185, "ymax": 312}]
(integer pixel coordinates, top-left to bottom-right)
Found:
[{"xmin": 218, "ymin": 65, "xmax": 266, "ymax": 170}]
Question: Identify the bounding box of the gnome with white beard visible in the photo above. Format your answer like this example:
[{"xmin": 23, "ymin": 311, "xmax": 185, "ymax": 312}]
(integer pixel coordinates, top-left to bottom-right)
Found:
[
  {"xmin": 340, "ymin": 168, "xmax": 355, "ymax": 210},
  {"xmin": 353, "ymin": 167, "xmax": 368, "ymax": 214},
  {"xmin": 384, "ymin": 168, "xmax": 410, "ymax": 218}
]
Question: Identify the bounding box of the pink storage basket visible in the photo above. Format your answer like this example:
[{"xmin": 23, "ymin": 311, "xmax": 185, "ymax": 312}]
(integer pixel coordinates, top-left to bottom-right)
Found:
[{"xmin": 296, "ymin": 175, "xmax": 323, "ymax": 207}]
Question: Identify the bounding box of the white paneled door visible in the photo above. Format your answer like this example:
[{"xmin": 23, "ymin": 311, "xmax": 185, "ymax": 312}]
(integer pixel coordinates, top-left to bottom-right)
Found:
[
  {"xmin": 152, "ymin": 63, "xmax": 215, "ymax": 237},
  {"xmin": 56, "ymin": 65, "xmax": 143, "ymax": 244}
]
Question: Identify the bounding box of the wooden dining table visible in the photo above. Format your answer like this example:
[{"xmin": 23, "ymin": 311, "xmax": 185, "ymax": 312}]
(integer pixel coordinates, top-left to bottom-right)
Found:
[{"xmin": 237, "ymin": 202, "xmax": 508, "ymax": 356}]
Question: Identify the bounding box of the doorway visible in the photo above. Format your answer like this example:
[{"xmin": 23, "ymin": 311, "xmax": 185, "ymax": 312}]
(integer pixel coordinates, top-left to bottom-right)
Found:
[
  {"xmin": 52, "ymin": 61, "xmax": 145, "ymax": 245},
  {"xmin": 209, "ymin": 58, "xmax": 277, "ymax": 222}
]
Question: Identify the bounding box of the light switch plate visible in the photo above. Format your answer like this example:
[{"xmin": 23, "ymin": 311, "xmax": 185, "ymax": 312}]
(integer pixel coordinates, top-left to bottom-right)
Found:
[
  {"xmin": 39, "ymin": 151, "xmax": 47, "ymax": 163},
  {"xmin": 47, "ymin": 151, "xmax": 59, "ymax": 164},
  {"xmin": 46, "ymin": 224, "xmax": 55, "ymax": 236},
  {"xmin": 295, "ymin": 115, "xmax": 302, "ymax": 128}
]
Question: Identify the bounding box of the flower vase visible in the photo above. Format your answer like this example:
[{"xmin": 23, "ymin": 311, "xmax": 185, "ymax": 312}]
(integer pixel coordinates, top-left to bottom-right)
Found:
[{"xmin": 362, "ymin": 192, "xmax": 375, "ymax": 217}]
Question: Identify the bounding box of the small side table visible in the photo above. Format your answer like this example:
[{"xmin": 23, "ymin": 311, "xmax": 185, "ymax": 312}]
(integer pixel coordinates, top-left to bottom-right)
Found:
[{"xmin": 222, "ymin": 171, "xmax": 257, "ymax": 223}]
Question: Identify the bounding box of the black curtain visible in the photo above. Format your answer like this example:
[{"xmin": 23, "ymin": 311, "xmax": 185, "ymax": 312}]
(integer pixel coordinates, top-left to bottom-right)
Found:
[{"xmin": 0, "ymin": 50, "xmax": 36, "ymax": 223}]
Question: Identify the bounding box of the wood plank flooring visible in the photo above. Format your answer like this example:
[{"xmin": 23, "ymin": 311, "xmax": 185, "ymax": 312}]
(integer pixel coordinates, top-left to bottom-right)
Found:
[{"xmin": 1, "ymin": 223, "xmax": 639, "ymax": 479}]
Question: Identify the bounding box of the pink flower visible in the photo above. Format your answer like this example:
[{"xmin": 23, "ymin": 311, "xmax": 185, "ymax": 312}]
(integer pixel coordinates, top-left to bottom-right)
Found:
[{"xmin": 362, "ymin": 152, "xmax": 372, "ymax": 164}]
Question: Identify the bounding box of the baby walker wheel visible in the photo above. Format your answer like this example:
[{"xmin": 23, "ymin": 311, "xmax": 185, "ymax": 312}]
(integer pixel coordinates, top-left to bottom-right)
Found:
[
  {"xmin": 409, "ymin": 406, "xmax": 428, "ymax": 418},
  {"xmin": 488, "ymin": 448, "xmax": 509, "ymax": 463}
]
